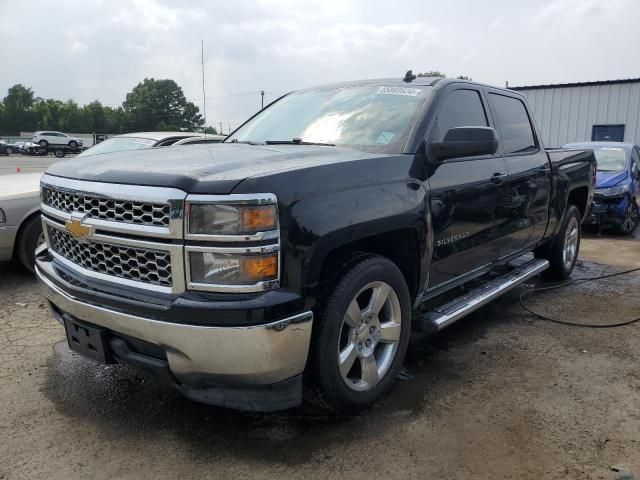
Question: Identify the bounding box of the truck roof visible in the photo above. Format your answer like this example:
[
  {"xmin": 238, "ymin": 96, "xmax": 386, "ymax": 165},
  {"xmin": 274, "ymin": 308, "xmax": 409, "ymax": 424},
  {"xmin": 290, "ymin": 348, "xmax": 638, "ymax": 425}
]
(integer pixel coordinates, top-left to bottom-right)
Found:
[{"xmin": 296, "ymin": 76, "xmax": 521, "ymax": 97}]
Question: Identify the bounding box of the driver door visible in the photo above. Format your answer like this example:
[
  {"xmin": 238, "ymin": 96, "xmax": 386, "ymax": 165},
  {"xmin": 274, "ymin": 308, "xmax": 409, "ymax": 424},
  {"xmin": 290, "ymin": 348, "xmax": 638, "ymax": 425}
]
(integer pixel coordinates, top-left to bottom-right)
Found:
[{"xmin": 426, "ymin": 87, "xmax": 510, "ymax": 288}]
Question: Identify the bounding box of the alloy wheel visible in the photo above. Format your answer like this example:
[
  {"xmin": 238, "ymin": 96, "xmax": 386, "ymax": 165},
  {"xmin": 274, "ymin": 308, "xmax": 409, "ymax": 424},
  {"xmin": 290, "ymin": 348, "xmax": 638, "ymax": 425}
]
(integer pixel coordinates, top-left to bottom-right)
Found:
[
  {"xmin": 338, "ymin": 281, "xmax": 402, "ymax": 392},
  {"xmin": 563, "ymin": 215, "xmax": 579, "ymax": 270}
]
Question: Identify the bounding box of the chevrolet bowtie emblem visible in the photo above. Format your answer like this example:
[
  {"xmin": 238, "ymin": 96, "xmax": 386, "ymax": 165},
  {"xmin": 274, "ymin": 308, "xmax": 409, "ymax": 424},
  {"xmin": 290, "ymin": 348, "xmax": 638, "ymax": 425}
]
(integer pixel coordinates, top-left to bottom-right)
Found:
[{"xmin": 65, "ymin": 214, "xmax": 94, "ymax": 240}]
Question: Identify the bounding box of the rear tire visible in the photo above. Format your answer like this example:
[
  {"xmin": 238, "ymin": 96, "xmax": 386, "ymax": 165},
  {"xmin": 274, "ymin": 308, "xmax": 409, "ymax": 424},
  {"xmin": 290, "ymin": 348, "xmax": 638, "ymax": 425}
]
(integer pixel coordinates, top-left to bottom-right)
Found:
[
  {"xmin": 54, "ymin": 149, "xmax": 65, "ymax": 158},
  {"xmin": 304, "ymin": 254, "xmax": 411, "ymax": 413},
  {"xmin": 6, "ymin": 147, "xmax": 12, "ymax": 155},
  {"xmin": 16, "ymin": 215, "xmax": 44, "ymax": 274},
  {"xmin": 535, "ymin": 205, "xmax": 581, "ymax": 280}
]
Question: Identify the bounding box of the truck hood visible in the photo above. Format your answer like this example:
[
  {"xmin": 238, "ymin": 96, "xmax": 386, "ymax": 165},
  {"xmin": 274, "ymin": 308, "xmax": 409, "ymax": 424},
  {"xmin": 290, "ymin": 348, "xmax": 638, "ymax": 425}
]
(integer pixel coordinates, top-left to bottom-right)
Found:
[
  {"xmin": 596, "ymin": 170, "xmax": 628, "ymax": 188},
  {"xmin": 0, "ymin": 172, "xmax": 42, "ymax": 200},
  {"xmin": 45, "ymin": 143, "xmax": 380, "ymax": 194}
]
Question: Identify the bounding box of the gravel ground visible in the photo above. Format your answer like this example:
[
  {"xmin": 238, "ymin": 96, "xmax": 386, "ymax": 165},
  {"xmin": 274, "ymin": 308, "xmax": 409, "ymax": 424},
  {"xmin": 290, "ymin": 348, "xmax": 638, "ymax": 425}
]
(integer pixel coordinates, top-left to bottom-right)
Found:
[{"xmin": 0, "ymin": 234, "xmax": 639, "ymax": 479}]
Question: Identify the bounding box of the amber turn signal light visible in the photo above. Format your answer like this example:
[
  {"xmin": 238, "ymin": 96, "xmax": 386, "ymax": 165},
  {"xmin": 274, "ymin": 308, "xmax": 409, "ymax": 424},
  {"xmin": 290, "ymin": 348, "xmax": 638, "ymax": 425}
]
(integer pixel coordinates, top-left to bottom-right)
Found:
[
  {"xmin": 241, "ymin": 254, "xmax": 278, "ymax": 281},
  {"xmin": 241, "ymin": 206, "xmax": 277, "ymax": 232}
]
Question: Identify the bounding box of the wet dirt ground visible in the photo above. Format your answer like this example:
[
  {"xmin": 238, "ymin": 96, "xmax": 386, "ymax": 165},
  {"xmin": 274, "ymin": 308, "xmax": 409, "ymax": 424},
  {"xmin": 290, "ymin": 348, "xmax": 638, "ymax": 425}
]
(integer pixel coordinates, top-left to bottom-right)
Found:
[{"xmin": 1, "ymin": 233, "xmax": 639, "ymax": 479}]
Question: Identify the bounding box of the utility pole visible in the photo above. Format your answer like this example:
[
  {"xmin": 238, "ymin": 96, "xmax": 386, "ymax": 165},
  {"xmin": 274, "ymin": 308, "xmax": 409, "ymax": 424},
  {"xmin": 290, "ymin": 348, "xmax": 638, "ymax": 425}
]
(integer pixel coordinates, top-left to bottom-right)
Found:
[
  {"xmin": 261, "ymin": 90, "xmax": 264, "ymax": 109},
  {"xmin": 201, "ymin": 40, "xmax": 207, "ymax": 139},
  {"xmin": 219, "ymin": 121, "xmax": 223, "ymax": 135}
]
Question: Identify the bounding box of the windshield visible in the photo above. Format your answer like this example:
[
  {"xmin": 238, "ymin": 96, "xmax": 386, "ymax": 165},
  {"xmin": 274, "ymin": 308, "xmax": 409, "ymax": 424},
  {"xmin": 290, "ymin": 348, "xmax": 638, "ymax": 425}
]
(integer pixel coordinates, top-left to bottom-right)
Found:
[
  {"xmin": 77, "ymin": 137, "xmax": 156, "ymax": 157},
  {"xmin": 226, "ymin": 85, "xmax": 430, "ymax": 153},
  {"xmin": 593, "ymin": 147, "xmax": 627, "ymax": 172}
]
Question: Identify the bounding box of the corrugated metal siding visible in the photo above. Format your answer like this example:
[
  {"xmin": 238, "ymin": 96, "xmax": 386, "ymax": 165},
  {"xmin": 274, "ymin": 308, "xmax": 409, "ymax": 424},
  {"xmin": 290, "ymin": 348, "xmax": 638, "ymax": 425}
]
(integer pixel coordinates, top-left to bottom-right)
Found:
[{"xmin": 516, "ymin": 82, "xmax": 640, "ymax": 147}]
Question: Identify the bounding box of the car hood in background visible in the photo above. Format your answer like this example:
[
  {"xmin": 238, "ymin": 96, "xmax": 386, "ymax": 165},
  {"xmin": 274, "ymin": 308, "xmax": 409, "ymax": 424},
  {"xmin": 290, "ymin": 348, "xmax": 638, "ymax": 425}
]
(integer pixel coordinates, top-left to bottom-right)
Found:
[
  {"xmin": 596, "ymin": 170, "xmax": 628, "ymax": 188},
  {"xmin": 44, "ymin": 143, "xmax": 381, "ymax": 194},
  {"xmin": 0, "ymin": 173, "xmax": 43, "ymax": 200}
]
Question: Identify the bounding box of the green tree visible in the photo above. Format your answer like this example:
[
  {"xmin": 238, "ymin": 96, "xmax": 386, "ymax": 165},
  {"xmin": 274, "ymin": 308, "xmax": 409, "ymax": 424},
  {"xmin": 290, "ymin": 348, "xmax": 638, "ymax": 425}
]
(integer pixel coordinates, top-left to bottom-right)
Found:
[
  {"xmin": 3, "ymin": 84, "xmax": 36, "ymax": 134},
  {"xmin": 204, "ymin": 126, "xmax": 218, "ymax": 134},
  {"xmin": 83, "ymin": 100, "xmax": 107, "ymax": 132},
  {"xmin": 0, "ymin": 102, "xmax": 6, "ymax": 134},
  {"xmin": 33, "ymin": 98, "xmax": 65, "ymax": 130},
  {"xmin": 104, "ymin": 106, "xmax": 127, "ymax": 134},
  {"xmin": 122, "ymin": 78, "xmax": 204, "ymax": 131}
]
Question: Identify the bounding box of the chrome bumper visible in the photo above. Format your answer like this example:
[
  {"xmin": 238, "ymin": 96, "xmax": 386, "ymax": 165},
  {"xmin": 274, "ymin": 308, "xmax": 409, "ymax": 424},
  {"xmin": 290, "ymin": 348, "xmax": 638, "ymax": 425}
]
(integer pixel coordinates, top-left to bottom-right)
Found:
[{"xmin": 36, "ymin": 265, "xmax": 313, "ymax": 387}]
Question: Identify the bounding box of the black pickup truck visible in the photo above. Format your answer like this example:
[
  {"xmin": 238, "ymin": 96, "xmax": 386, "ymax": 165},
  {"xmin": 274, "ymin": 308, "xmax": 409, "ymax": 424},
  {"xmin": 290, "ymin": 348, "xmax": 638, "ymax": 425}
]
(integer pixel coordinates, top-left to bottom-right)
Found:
[{"xmin": 36, "ymin": 75, "xmax": 596, "ymax": 413}]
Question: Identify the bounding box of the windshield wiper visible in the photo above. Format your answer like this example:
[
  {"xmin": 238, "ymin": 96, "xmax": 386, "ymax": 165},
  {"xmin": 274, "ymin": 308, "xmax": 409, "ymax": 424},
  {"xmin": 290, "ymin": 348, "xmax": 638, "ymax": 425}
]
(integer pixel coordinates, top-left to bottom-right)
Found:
[{"xmin": 264, "ymin": 138, "xmax": 335, "ymax": 147}]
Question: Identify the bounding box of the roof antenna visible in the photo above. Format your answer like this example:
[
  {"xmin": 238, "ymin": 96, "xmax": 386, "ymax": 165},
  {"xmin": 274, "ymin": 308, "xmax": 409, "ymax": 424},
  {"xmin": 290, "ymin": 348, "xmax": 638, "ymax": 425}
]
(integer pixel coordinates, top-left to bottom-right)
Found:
[{"xmin": 403, "ymin": 70, "xmax": 416, "ymax": 83}]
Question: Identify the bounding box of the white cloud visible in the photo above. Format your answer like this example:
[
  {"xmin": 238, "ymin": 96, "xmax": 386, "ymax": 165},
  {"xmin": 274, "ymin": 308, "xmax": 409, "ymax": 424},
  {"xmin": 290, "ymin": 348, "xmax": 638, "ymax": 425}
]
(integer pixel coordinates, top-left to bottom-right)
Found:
[{"xmin": 0, "ymin": 0, "xmax": 639, "ymax": 130}]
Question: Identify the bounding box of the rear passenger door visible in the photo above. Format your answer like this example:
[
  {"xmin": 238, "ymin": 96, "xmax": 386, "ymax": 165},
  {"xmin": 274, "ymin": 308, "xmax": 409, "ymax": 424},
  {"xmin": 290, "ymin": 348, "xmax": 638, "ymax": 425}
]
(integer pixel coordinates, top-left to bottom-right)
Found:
[
  {"xmin": 426, "ymin": 86, "xmax": 511, "ymax": 288},
  {"xmin": 487, "ymin": 90, "xmax": 551, "ymax": 255}
]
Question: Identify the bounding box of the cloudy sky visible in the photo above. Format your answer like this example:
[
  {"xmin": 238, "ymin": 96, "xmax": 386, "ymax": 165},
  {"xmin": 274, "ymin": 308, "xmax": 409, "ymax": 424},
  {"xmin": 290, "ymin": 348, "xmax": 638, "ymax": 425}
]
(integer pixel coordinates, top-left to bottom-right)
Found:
[{"xmin": 1, "ymin": 0, "xmax": 639, "ymax": 131}]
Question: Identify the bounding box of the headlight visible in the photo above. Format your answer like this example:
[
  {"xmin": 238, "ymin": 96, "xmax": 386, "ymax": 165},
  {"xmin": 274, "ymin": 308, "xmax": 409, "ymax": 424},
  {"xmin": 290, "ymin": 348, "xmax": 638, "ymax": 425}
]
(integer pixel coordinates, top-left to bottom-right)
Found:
[
  {"xmin": 596, "ymin": 184, "xmax": 629, "ymax": 197},
  {"xmin": 185, "ymin": 194, "xmax": 280, "ymax": 292},
  {"xmin": 187, "ymin": 248, "xmax": 279, "ymax": 289},
  {"xmin": 186, "ymin": 197, "xmax": 278, "ymax": 237}
]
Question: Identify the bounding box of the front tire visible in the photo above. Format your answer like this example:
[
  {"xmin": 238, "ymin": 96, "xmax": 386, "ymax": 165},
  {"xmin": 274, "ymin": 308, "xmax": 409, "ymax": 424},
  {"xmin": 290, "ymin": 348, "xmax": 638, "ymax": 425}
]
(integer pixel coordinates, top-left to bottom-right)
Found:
[
  {"xmin": 304, "ymin": 254, "xmax": 411, "ymax": 413},
  {"xmin": 38, "ymin": 140, "xmax": 48, "ymax": 148},
  {"xmin": 616, "ymin": 196, "xmax": 639, "ymax": 235},
  {"xmin": 535, "ymin": 205, "xmax": 581, "ymax": 280},
  {"xmin": 16, "ymin": 215, "xmax": 44, "ymax": 274},
  {"xmin": 54, "ymin": 149, "xmax": 65, "ymax": 158},
  {"xmin": 68, "ymin": 140, "xmax": 78, "ymax": 148},
  {"xmin": 6, "ymin": 147, "xmax": 12, "ymax": 155}
]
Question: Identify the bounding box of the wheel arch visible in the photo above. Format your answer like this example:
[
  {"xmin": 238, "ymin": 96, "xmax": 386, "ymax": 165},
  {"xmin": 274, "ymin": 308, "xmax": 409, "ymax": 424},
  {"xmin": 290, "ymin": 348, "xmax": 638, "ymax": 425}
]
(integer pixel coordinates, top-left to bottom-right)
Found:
[{"xmin": 313, "ymin": 228, "xmax": 424, "ymax": 306}]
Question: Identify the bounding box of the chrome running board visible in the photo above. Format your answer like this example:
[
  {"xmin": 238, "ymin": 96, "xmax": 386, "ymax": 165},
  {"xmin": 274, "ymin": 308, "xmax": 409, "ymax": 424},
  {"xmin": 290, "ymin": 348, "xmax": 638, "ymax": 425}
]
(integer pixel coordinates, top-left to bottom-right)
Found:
[{"xmin": 415, "ymin": 259, "xmax": 549, "ymax": 333}]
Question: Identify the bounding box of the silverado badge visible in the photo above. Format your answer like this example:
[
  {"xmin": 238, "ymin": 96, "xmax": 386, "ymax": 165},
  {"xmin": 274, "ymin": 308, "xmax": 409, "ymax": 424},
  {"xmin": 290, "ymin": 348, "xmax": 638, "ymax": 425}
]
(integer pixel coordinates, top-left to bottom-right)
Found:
[{"xmin": 65, "ymin": 214, "xmax": 94, "ymax": 240}]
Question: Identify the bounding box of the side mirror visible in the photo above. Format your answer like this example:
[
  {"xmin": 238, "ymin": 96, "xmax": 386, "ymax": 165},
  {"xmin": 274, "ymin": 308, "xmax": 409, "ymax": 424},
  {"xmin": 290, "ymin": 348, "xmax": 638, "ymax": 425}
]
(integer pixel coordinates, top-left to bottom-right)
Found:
[{"xmin": 431, "ymin": 126, "xmax": 499, "ymax": 161}]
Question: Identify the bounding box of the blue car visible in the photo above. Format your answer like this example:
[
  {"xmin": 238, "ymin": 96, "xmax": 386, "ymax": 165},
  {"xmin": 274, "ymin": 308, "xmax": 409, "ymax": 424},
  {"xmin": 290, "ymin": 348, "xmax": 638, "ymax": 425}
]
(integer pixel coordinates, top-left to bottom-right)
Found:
[{"xmin": 564, "ymin": 142, "xmax": 640, "ymax": 235}]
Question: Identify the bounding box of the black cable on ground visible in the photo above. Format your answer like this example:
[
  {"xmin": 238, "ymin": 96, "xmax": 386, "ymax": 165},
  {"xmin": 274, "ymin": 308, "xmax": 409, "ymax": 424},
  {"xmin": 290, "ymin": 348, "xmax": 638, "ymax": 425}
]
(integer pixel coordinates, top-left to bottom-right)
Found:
[{"xmin": 519, "ymin": 266, "xmax": 640, "ymax": 328}]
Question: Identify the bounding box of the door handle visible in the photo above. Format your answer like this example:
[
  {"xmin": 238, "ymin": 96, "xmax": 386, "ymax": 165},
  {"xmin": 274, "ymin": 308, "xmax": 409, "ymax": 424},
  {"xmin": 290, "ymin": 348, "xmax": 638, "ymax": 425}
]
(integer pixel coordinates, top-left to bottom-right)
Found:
[{"xmin": 490, "ymin": 173, "xmax": 507, "ymax": 185}]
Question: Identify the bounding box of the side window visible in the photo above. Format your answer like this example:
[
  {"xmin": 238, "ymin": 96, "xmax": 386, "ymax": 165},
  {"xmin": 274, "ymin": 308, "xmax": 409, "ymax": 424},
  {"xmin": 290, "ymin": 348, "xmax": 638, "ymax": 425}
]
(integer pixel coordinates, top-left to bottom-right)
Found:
[
  {"xmin": 430, "ymin": 89, "xmax": 488, "ymax": 141},
  {"xmin": 490, "ymin": 94, "xmax": 537, "ymax": 154}
]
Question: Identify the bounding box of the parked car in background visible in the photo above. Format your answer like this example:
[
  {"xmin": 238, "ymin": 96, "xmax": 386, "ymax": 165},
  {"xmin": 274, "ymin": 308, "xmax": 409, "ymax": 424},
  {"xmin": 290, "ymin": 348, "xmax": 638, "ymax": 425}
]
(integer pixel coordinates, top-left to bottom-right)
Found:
[
  {"xmin": 0, "ymin": 173, "xmax": 43, "ymax": 272},
  {"xmin": 33, "ymin": 131, "xmax": 83, "ymax": 149},
  {"xmin": 23, "ymin": 142, "xmax": 47, "ymax": 156},
  {"xmin": 76, "ymin": 131, "xmax": 204, "ymax": 158},
  {"xmin": 0, "ymin": 142, "xmax": 13, "ymax": 155},
  {"xmin": 565, "ymin": 142, "xmax": 640, "ymax": 234},
  {"xmin": 10, "ymin": 141, "xmax": 27, "ymax": 153}
]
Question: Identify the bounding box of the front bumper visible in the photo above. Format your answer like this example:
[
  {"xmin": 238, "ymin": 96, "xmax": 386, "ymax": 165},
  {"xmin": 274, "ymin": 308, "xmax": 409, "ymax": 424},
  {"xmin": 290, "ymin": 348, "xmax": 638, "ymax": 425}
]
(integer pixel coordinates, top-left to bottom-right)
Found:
[
  {"xmin": 584, "ymin": 195, "xmax": 627, "ymax": 226},
  {"xmin": 36, "ymin": 259, "xmax": 314, "ymax": 411}
]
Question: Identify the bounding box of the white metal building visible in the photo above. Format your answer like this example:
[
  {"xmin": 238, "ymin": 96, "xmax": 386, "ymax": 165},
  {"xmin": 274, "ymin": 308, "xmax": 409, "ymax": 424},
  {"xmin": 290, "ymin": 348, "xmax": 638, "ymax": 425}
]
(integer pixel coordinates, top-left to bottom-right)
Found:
[{"xmin": 511, "ymin": 78, "xmax": 640, "ymax": 148}]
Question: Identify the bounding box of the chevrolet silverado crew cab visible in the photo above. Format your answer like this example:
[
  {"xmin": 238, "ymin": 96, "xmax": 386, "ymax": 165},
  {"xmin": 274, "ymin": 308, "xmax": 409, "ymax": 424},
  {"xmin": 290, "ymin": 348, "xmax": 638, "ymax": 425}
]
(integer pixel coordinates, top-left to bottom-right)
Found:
[{"xmin": 36, "ymin": 75, "xmax": 596, "ymax": 413}]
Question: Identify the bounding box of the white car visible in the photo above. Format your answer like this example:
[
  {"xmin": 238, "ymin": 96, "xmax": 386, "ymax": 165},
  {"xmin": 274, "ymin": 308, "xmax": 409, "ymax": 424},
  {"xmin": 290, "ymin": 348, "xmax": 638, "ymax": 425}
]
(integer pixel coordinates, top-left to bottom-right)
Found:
[
  {"xmin": 0, "ymin": 173, "xmax": 43, "ymax": 272},
  {"xmin": 32, "ymin": 131, "xmax": 83, "ymax": 149}
]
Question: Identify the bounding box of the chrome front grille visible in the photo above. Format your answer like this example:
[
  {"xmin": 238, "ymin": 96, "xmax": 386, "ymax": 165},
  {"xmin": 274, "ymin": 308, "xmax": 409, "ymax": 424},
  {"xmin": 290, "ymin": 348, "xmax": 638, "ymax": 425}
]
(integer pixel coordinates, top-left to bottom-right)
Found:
[
  {"xmin": 47, "ymin": 225, "xmax": 173, "ymax": 287},
  {"xmin": 42, "ymin": 185, "xmax": 171, "ymax": 227}
]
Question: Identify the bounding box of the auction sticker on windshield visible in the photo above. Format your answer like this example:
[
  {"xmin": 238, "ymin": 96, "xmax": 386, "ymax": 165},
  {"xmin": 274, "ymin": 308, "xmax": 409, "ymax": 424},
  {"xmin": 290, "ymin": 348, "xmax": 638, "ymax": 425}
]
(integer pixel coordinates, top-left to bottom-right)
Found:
[{"xmin": 376, "ymin": 86, "xmax": 422, "ymax": 96}]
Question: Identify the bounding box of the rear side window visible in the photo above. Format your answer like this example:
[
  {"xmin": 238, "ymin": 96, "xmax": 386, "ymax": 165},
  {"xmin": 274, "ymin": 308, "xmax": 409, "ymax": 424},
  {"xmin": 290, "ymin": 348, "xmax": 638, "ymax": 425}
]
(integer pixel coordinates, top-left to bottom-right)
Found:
[
  {"xmin": 431, "ymin": 89, "xmax": 488, "ymax": 141},
  {"xmin": 490, "ymin": 94, "xmax": 537, "ymax": 154}
]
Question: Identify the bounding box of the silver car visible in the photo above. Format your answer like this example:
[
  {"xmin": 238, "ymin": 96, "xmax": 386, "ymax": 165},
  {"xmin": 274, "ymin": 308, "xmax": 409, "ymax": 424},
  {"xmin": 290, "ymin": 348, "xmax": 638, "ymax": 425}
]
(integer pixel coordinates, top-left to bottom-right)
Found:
[{"xmin": 0, "ymin": 173, "xmax": 43, "ymax": 272}]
